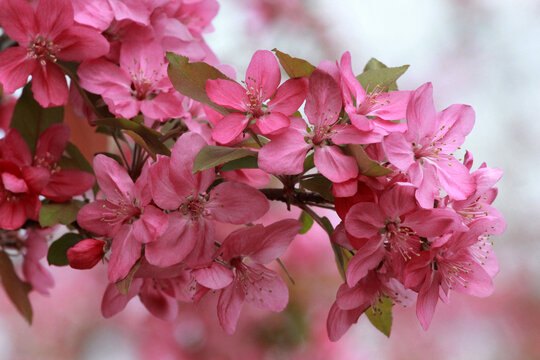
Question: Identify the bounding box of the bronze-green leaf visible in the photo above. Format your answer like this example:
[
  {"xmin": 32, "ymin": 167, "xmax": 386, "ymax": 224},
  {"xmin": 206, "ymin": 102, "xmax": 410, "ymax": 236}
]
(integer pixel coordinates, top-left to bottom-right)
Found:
[
  {"xmin": 356, "ymin": 59, "xmax": 409, "ymax": 92},
  {"xmin": 220, "ymin": 156, "xmax": 259, "ymax": 172},
  {"xmin": 166, "ymin": 52, "xmax": 233, "ymax": 115},
  {"xmin": 10, "ymin": 84, "xmax": 64, "ymax": 152},
  {"xmin": 194, "ymin": 146, "xmax": 257, "ymax": 173},
  {"xmin": 94, "ymin": 117, "xmax": 170, "ymax": 157},
  {"xmin": 0, "ymin": 251, "xmax": 33, "ymax": 323},
  {"xmin": 273, "ymin": 49, "xmax": 316, "ymax": 78},
  {"xmin": 300, "ymin": 174, "xmax": 334, "ymax": 202},
  {"xmin": 365, "ymin": 297, "xmax": 393, "ymax": 337},
  {"xmin": 115, "ymin": 258, "xmax": 141, "ymax": 295},
  {"xmin": 298, "ymin": 211, "xmax": 314, "ymax": 234},
  {"xmin": 347, "ymin": 144, "xmax": 393, "ymax": 177},
  {"xmin": 47, "ymin": 233, "xmax": 83, "ymax": 266},
  {"xmin": 39, "ymin": 200, "xmax": 86, "ymax": 227}
]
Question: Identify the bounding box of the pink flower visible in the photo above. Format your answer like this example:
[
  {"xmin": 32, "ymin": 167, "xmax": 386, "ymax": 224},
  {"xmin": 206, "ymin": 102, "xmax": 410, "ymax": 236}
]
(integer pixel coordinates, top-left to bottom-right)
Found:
[
  {"xmin": 0, "ymin": 93, "xmax": 16, "ymax": 132},
  {"xmin": 0, "ymin": 0, "xmax": 109, "ymax": 107},
  {"xmin": 67, "ymin": 238, "xmax": 105, "ymax": 269},
  {"xmin": 27, "ymin": 124, "xmax": 95, "ymax": 202},
  {"xmin": 148, "ymin": 132, "xmax": 270, "ymax": 267},
  {"xmin": 22, "ymin": 228, "xmax": 55, "ymax": 295},
  {"xmin": 259, "ymin": 68, "xmax": 379, "ymax": 183},
  {"xmin": 327, "ymin": 270, "xmax": 415, "ymax": 341},
  {"xmin": 77, "ymin": 155, "xmax": 168, "ymax": 282},
  {"xmin": 344, "ymin": 183, "xmax": 467, "ymax": 286},
  {"xmin": 191, "ymin": 219, "xmax": 301, "ymax": 334},
  {"xmin": 78, "ymin": 41, "xmax": 184, "ymax": 121},
  {"xmin": 101, "ymin": 261, "xmax": 195, "ymax": 321},
  {"xmin": 206, "ymin": 50, "xmax": 308, "ymax": 144},
  {"xmin": 382, "ymin": 83, "xmax": 476, "ymax": 208},
  {"xmin": 403, "ymin": 218, "xmax": 500, "ymax": 330},
  {"xmin": 339, "ymin": 51, "xmax": 411, "ymax": 132}
]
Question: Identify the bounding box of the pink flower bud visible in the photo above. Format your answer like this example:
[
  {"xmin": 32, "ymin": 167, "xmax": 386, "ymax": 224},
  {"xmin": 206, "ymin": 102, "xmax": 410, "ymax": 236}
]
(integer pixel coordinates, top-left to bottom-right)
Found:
[{"xmin": 67, "ymin": 239, "xmax": 105, "ymax": 270}]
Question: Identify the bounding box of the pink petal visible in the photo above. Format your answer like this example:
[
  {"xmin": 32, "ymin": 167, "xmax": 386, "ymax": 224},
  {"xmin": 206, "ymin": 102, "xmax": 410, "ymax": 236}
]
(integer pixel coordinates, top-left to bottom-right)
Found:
[
  {"xmin": 67, "ymin": 238, "xmax": 105, "ymax": 270},
  {"xmin": 56, "ymin": 24, "xmax": 110, "ymax": 61},
  {"xmin": 211, "ymin": 112, "xmax": 249, "ymax": 144},
  {"xmin": 434, "ymin": 156, "xmax": 475, "ymax": 201},
  {"xmin": 107, "ymin": 225, "xmax": 142, "ymax": 283},
  {"xmin": 169, "ymin": 132, "xmax": 215, "ymax": 195},
  {"xmin": 339, "ymin": 51, "xmax": 367, "ymax": 108},
  {"xmin": 31, "ymin": 62, "xmax": 69, "ymax": 107},
  {"xmin": 41, "ymin": 169, "xmax": 95, "ymax": 202},
  {"xmin": 101, "ymin": 279, "xmax": 143, "ymax": 318},
  {"xmin": 0, "ymin": 198, "xmax": 28, "ymax": 230},
  {"xmin": 1, "ymin": 129, "xmax": 32, "ymax": 167},
  {"xmin": 217, "ymin": 281, "xmax": 246, "ymax": 334},
  {"xmin": 192, "ymin": 263, "xmax": 234, "ymax": 289},
  {"xmin": 183, "ymin": 218, "xmax": 216, "ymax": 268},
  {"xmin": 406, "ymin": 82, "xmax": 437, "ymax": 142},
  {"xmin": 382, "ymin": 132, "xmax": 415, "ymax": 171},
  {"xmin": 305, "ymin": 69, "xmax": 342, "ymax": 127},
  {"xmin": 332, "ymin": 124, "xmax": 385, "ymax": 145},
  {"xmin": 326, "ymin": 301, "xmax": 364, "ymax": 342},
  {"xmin": 258, "ymin": 131, "xmax": 311, "ymax": 175},
  {"xmin": 403, "ymin": 208, "xmax": 468, "ymax": 237},
  {"xmin": 132, "ymin": 205, "xmax": 168, "ymax": 244},
  {"xmin": 379, "ymin": 183, "xmax": 417, "ymax": 219},
  {"xmin": 347, "ymin": 112, "xmax": 373, "ymax": 132},
  {"xmin": 0, "ymin": 0, "xmax": 36, "ymax": 45},
  {"xmin": 345, "ymin": 243, "xmax": 385, "ymax": 287},
  {"xmin": 144, "ymin": 213, "xmax": 197, "ymax": 267},
  {"xmin": 206, "ymin": 78, "xmax": 247, "ymax": 111},
  {"xmin": 207, "ymin": 181, "xmax": 269, "ymax": 224},
  {"xmin": 140, "ymin": 91, "xmax": 184, "ymax": 120},
  {"xmin": 149, "ymin": 156, "xmax": 183, "ymax": 210},
  {"xmin": 93, "ymin": 154, "xmax": 135, "ymax": 204},
  {"xmin": 139, "ymin": 280, "xmax": 179, "ymax": 321},
  {"xmin": 247, "ymin": 219, "xmax": 302, "ymax": 263},
  {"xmin": 416, "ymin": 272, "xmax": 441, "ymax": 330},
  {"xmin": 220, "ymin": 224, "xmax": 265, "ymax": 261},
  {"xmin": 242, "ymin": 264, "xmax": 289, "ymax": 312},
  {"xmin": 369, "ymin": 91, "xmax": 411, "ymax": 120},
  {"xmin": 245, "ymin": 50, "xmax": 280, "ymax": 102},
  {"xmin": 36, "ymin": 0, "xmax": 74, "ymax": 40},
  {"xmin": 345, "ymin": 202, "xmax": 385, "ymax": 239},
  {"xmin": 436, "ymin": 104, "xmax": 475, "ymax": 153},
  {"xmin": 35, "ymin": 123, "xmax": 70, "ymax": 164},
  {"xmin": 314, "ymin": 145, "xmax": 358, "ymax": 183},
  {"xmin": 77, "ymin": 200, "xmax": 116, "ymax": 236},
  {"xmin": 78, "ymin": 59, "xmax": 131, "ymax": 96},
  {"xmin": 1, "ymin": 173, "xmax": 28, "ymax": 193},
  {"xmin": 268, "ymin": 77, "xmax": 308, "ymax": 115},
  {"xmin": 0, "ymin": 47, "xmax": 35, "ymax": 93},
  {"xmin": 336, "ymin": 282, "xmax": 373, "ymax": 311},
  {"xmin": 72, "ymin": 0, "xmax": 114, "ymax": 31},
  {"xmin": 255, "ymin": 111, "xmax": 290, "ymax": 135}
]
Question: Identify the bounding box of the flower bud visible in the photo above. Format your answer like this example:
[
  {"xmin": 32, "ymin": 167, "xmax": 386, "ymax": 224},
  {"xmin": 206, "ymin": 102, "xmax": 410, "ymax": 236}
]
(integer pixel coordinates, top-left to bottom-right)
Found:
[{"xmin": 67, "ymin": 239, "xmax": 105, "ymax": 270}]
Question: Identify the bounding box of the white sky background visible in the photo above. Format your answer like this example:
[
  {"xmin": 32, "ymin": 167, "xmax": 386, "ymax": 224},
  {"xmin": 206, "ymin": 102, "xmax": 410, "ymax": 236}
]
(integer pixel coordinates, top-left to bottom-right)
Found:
[{"xmin": 207, "ymin": 1, "xmax": 540, "ymax": 358}]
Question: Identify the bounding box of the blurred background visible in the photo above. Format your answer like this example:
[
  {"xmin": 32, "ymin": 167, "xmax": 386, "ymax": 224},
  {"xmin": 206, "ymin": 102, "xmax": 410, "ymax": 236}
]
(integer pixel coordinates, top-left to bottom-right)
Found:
[{"xmin": 1, "ymin": 0, "xmax": 539, "ymax": 359}]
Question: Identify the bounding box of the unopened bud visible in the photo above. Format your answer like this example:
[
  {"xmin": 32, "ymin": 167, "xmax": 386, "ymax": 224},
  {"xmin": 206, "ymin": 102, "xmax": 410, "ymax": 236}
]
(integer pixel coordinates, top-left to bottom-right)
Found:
[{"xmin": 67, "ymin": 239, "xmax": 105, "ymax": 270}]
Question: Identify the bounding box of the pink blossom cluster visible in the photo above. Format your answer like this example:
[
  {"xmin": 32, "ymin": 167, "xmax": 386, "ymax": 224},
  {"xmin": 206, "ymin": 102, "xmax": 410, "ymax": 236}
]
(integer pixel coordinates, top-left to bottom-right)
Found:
[{"xmin": 0, "ymin": 0, "xmax": 506, "ymax": 342}]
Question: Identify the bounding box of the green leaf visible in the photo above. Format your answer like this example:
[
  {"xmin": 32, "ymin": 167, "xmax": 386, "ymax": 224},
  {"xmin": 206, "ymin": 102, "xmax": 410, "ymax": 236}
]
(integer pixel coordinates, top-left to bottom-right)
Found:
[
  {"xmin": 273, "ymin": 49, "xmax": 316, "ymax": 78},
  {"xmin": 193, "ymin": 146, "xmax": 257, "ymax": 173},
  {"xmin": 39, "ymin": 200, "xmax": 85, "ymax": 227},
  {"xmin": 298, "ymin": 211, "xmax": 314, "ymax": 234},
  {"xmin": 356, "ymin": 59, "xmax": 409, "ymax": 93},
  {"xmin": 94, "ymin": 117, "xmax": 170, "ymax": 158},
  {"xmin": 10, "ymin": 84, "xmax": 64, "ymax": 152},
  {"xmin": 0, "ymin": 251, "xmax": 33, "ymax": 323},
  {"xmin": 47, "ymin": 233, "xmax": 83, "ymax": 266},
  {"xmin": 221, "ymin": 156, "xmax": 259, "ymax": 172},
  {"xmin": 115, "ymin": 258, "xmax": 141, "ymax": 295},
  {"xmin": 303, "ymin": 152, "xmax": 315, "ymax": 172},
  {"xmin": 362, "ymin": 58, "xmax": 388, "ymax": 72},
  {"xmin": 57, "ymin": 142, "xmax": 94, "ymax": 173},
  {"xmin": 300, "ymin": 175, "xmax": 334, "ymax": 201},
  {"xmin": 347, "ymin": 145, "xmax": 393, "ymax": 177},
  {"xmin": 166, "ymin": 52, "xmax": 233, "ymax": 115},
  {"xmin": 365, "ymin": 297, "xmax": 393, "ymax": 337}
]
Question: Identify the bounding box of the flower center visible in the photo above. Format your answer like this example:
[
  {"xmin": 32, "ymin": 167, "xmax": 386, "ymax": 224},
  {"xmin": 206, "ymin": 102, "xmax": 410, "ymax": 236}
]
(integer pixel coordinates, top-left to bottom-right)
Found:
[
  {"xmin": 27, "ymin": 36, "xmax": 60, "ymax": 66},
  {"xmin": 181, "ymin": 195, "xmax": 207, "ymax": 220},
  {"xmin": 379, "ymin": 218, "xmax": 420, "ymax": 260}
]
